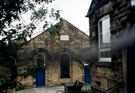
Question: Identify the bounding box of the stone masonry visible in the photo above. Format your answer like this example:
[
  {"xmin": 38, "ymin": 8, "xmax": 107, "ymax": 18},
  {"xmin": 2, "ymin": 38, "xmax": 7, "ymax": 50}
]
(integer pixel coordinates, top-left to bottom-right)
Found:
[{"xmin": 17, "ymin": 19, "xmax": 90, "ymax": 88}]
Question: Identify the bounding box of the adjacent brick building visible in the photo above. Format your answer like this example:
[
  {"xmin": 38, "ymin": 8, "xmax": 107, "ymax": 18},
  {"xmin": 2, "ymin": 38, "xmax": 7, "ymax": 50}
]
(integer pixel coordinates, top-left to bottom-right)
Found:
[{"xmin": 17, "ymin": 19, "xmax": 90, "ymax": 88}]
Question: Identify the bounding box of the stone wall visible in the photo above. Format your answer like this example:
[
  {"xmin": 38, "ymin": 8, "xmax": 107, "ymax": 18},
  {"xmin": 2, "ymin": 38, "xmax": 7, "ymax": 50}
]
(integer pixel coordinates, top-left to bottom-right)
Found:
[
  {"xmin": 45, "ymin": 60, "xmax": 84, "ymax": 86},
  {"xmin": 86, "ymin": 0, "xmax": 134, "ymax": 92},
  {"xmin": 17, "ymin": 19, "xmax": 90, "ymax": 88}
]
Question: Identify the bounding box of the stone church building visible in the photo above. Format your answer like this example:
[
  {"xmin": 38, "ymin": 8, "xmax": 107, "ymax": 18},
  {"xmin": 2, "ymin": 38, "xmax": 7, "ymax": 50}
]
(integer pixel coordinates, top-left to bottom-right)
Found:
[{"xmin": 17, "ymin": 19, "xmax": 90, "ymax": 88}]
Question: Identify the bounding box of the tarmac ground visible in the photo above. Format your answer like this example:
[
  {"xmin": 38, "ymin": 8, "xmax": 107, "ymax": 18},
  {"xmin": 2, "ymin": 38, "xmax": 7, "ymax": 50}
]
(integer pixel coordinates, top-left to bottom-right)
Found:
[{"xmin": 15, "ymin": 86, "xmax": 64, "ymax": 93}]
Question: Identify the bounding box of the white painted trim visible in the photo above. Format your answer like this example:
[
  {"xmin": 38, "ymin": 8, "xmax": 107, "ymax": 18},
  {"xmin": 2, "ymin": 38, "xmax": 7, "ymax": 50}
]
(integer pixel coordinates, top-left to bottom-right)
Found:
[
  {"xmin": 60, "ymin": 35, "xmax": 69, "ymax": 41},
  {"xmin": 99, "ymin": 58, "xmax": 112, "ymax": 62},
  {"xmin": 131, "ymin": 0, "xmax": 135, "ymax": 6},
  {"xmin": 98, "ymin": 15, "xmax": 111, "ymax": 62},
  {"xmin": 100, "ymin": 15, "xmax": 110, "ymax": 21},
  {"xmin": 99, "ymin": 48, "xmax": 111, "ymax": 52}
]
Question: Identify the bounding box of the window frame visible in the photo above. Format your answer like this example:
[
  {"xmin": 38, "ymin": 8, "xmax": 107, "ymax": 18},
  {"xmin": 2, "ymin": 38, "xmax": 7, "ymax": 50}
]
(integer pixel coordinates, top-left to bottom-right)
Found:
[
  {"xmin": 98, "ymin": 15, "xmax": 111, "ymax": 62},
  {"xmin": 131, "ymin": 0, "xmax": 135, "ymax": 6},
  {"xmin": 35, "ymin": 52, "xmax": 46, "ymax": 66},
  {"xmin": 59, "ymin": 52, "xmax": 70, "ymax": 78}
]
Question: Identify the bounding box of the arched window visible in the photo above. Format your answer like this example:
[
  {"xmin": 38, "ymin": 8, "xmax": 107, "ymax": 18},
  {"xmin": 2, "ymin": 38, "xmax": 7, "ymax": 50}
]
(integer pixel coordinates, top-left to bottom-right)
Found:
[
  {"xmin": 35, "ymin": 53, "xmax": 45, "ymax": 66},
  {"xmin": 60, "ymin": 53, "xmax": 70, "ymax": 78}
]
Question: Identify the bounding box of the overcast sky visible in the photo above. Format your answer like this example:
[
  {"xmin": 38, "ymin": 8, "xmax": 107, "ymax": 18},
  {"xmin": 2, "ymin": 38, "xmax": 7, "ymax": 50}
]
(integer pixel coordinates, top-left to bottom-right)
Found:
[
  {"xmin": 0, "ymin": 0, "xmax": 92, "ymax": 40},
  {"xmin": 9, "ymin": 0, "xmax": 92, "ymax": 38},
  {"xmin": 47, "ymin": 0, "xmax": 91, "ymax": 35},
  {"xmin": 17, "ymin": 0, "xmax": 92, "ymax": 36}
]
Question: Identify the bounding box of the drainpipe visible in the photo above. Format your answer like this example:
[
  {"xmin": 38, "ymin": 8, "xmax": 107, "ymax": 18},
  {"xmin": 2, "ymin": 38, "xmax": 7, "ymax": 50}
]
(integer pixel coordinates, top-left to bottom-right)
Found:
[{"xmin": 122, "ymin": 49, "xmax": 128, "ymax": 93}]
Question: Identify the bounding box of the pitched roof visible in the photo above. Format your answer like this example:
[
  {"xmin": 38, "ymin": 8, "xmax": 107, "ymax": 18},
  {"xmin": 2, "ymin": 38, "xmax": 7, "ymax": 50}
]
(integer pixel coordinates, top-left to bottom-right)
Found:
[
  {"xmin": 19, "ymin": 19, "xmax": 89, "ymax": 47},
  {"xmin": 29, "ymin": 19, "xmax": 88, "ymax": 41}
]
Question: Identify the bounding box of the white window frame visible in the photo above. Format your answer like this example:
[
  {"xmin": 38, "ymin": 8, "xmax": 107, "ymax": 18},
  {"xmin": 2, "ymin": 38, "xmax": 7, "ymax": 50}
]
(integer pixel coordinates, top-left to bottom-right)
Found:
[
  {"xmin": 98, "ymin": 15, "xmax": 111, "ymax": 62},
  {"xmin": 131, "ymin": 0, "xmax": 135, "ymax": 6}
]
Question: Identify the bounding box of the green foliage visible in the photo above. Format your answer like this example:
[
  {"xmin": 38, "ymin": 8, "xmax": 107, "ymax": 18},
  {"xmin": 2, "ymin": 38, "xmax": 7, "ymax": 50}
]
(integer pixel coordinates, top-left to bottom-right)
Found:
[
  {"xmin": 0, "ymin": 1, "xmax": 61, "ymax": 56},
  {"xmin": 0, "ymin": 0, "xmax": 61, "ymax": 92},
  {"xmin": 49, "ymin": 26, "xmax": 60, "ymax": 36},
  {"xmin": 0, "ymin": 0, "xmax": 61, "ymax": 40},
  {"xmin": 0, "ymin": 0, "xmax": 55, "ymax": 29},
  {"xmin": 0, "ymin": 75, "xmax": 11, "ymax": 92},
  {"xmin": 31, "ymin": 7, "xmax": 48, "ymax": 21},
  {"xmin": 0, "ymin": 65, "xmax": 17, "ymax": 93},
  {"xmin": 19, "ymin": 65, "xmax": 45, "ymax": 78},
  {"xmin": 49, "ymin": 8, "xmax": 61, "ymax": 20},
  {"xmin": 44, "ymin": 18, "xmax": 63, "ymax": 36},
  {"xmin": 0, "ymin": 29, "xmax": 27, "ymax": 56}
]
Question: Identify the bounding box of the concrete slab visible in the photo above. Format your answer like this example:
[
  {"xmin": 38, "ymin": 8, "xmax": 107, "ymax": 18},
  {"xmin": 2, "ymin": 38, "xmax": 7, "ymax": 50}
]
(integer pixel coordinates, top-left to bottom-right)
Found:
[{"xmin": 15, "ymin": 86, "xmax": 64, "ymax": 93}]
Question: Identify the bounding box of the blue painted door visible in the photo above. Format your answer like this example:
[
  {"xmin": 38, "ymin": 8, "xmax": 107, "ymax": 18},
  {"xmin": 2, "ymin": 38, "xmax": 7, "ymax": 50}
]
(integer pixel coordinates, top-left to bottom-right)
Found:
[
  {"xmin": 84, "ymin": 68, "xmax": 91, "ymax": 84},
  {"xmin": 36, "ymin": 70, "xmax": 45, "ymax": 87}
]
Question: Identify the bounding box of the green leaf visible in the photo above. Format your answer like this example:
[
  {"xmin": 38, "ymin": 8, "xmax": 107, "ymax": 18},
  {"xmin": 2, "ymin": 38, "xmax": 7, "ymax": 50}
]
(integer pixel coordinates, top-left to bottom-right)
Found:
[
  {"xmin": 55, "ymin": 10, "xmax": 60, "ymax": 20},
  {"xmin": 43, "ymin": 21, "xmax": 49, "ymax": 31}
]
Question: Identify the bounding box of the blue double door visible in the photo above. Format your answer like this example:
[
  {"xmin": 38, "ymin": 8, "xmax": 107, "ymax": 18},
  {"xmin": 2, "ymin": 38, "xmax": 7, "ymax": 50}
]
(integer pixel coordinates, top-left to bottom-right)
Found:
[
  {"xmin": 84, "ymin": 68, "xmax": 91, "ymax": 84},
  {"xmin": 36, "ymin": 70, "xmax": 45, "ymax": 87}
]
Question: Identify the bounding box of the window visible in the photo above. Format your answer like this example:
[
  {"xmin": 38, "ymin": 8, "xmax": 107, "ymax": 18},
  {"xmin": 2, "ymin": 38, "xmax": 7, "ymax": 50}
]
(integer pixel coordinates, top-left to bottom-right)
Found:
[
  {"xmin": 98, "ymin": 15, "xmax": 111, "ymax": 62},
  {"xmin": 35, "ymin": 53, "xmax": 45, "ymax": 66},
  {"xmin": 60, "ymin": 53, "xmax": 70, "ymax": 78},
  {"xmin": 131, "ymin": 0, "xmax": 135, "ymax": 6}
]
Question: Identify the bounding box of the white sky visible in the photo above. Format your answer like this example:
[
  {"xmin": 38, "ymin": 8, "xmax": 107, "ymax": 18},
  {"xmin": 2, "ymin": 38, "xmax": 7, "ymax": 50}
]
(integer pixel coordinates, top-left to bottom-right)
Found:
[
  {"xmin": 1, "ymin": 0, "xmax": 91, "ymax": 40},
  {"xmin": 47, "ymin": 0, "xmax": 91, "ymax": 35}
]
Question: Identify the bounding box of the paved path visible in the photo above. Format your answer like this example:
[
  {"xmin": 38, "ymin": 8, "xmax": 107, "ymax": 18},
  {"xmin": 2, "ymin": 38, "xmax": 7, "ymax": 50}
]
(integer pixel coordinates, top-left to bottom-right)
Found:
[{"xmin": 15, "ymin": 86, "xmax": 64, "ymax": 93}]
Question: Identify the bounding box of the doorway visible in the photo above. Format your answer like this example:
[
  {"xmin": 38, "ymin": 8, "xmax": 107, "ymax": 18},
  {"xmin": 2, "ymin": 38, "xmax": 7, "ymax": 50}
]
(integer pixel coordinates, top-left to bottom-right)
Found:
[
  {"xmin": 84, "ymin": 68, "xmax": 91, "ymax": 84},
  {"xmin": 36, "ymin": 70, "xmax": 45, "ymax": 87}
]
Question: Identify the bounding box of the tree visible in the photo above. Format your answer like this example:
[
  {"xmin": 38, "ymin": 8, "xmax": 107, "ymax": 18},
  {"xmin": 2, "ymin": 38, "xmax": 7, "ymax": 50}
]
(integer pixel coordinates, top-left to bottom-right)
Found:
[
  {"xmin": 0, "ymin": 0, "xmax": 61, "ymax": 92},
  {"xmin": 0, "ymin": 0, "xmax": 55, "ymax": 28},
  {"xmin": 0, "ymin": 0, "xmax": 61, "ymax": 54}
]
